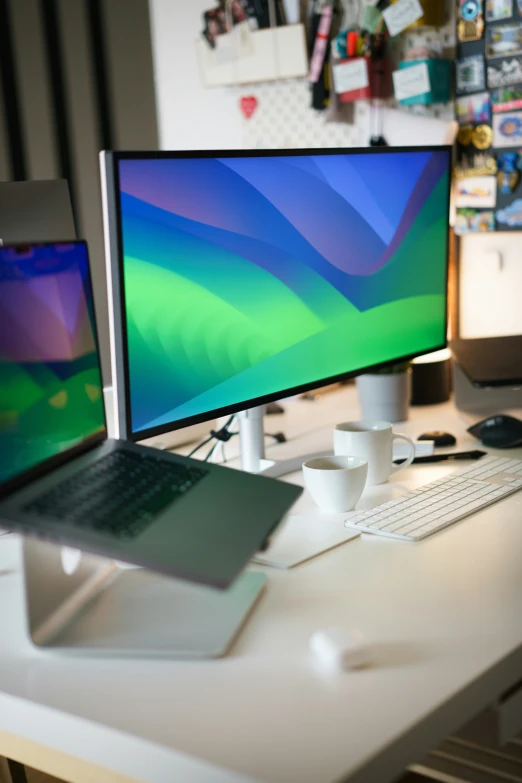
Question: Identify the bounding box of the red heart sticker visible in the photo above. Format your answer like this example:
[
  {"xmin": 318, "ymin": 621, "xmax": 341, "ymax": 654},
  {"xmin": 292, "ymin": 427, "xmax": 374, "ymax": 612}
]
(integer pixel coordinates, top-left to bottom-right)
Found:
[{"xmin": 240, "ymin": 95, "xmax": 258, "ymax": 119}]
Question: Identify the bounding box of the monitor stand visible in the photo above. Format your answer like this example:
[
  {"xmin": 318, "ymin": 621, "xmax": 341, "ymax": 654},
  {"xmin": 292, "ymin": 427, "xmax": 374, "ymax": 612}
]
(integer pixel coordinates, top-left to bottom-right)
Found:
[
  {"xmin": 22, "ymin": 539, "xmax": 265, "ymax": 658},
  {"xmin": 238, "ymin": 406, "xmax": 326, "ymax": 477}
]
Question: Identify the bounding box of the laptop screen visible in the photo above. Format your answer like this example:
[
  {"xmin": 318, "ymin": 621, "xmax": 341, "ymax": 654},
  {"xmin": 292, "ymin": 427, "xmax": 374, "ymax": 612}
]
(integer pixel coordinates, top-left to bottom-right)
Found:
[{"xmin": 0, "ymin": 242, "xmax": 105, "ymax": 486}]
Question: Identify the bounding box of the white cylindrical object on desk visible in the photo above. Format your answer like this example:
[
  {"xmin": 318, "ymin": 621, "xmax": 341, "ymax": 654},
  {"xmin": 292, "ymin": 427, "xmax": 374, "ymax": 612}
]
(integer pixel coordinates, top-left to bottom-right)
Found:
[{"xmin": 309, "ymin": 627, "xmax": 372, "ymax": 671}]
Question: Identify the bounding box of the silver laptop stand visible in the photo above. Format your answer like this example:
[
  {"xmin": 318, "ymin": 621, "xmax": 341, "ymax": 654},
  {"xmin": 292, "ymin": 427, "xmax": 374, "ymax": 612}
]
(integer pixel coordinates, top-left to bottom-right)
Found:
[{"xmin": 22, "ymin": 539, "xmax": 265, "ymax": 658}]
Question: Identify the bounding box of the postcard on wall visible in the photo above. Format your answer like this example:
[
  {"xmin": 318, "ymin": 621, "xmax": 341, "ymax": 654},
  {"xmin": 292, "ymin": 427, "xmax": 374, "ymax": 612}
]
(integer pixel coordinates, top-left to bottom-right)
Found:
[
  {"xmin": 455, "ymin": 175, "xmax": 497, "ymax": 207},
  {"xmin": 491, "ymin": 83, "xmax": 522, "ymax": 111},
  {"xmin": 493, "ymin": 109, "xmax": 522, "ymax": 145},
  {"xmin": 456, "ymin": 55, "xmax": 486, "ymax": 93},
  {"xmin": 486, "ymin": 22, "xmax": 522, "ymax": 59},
  {"xmin": 455, "ymin": 209, "xmax": 495, "ymax": 234},
  {"xmin": 456, "ymin": 91, "xmax": 491, "ymax": 124},
  {"xmin": 487, "ymin": 56, "xmax": 522, "ymax": 87},
  {"xmin": 485, "ymin": 0, "xmax": 513, "ymax": 20},
  {"xmin": 496, "ymin": 198, "xmax": 522, "ymax": 225}
]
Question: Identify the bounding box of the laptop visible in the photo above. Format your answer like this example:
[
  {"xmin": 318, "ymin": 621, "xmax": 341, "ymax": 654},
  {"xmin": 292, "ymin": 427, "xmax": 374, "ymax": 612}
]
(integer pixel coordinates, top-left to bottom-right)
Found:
[
  {"xmin": 0, "ymin": 180, "xmax": 76, "ymax": 244},
  {"xmin": 0, "ymin": 241, "xmax": 301, "ymax": 589}
]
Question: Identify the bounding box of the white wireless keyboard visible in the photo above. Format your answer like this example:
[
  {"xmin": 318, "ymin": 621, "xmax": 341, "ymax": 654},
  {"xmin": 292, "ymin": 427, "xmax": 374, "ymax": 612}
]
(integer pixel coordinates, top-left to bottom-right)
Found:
[{"xmin": 345, "ymin": 455, "xmax": 522, "ymax": 541}]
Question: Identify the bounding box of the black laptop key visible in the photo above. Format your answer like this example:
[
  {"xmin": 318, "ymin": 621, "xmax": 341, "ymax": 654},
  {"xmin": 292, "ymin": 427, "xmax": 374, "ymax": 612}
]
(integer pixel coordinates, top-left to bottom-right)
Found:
[{"xmin": 23, "ymin": 450, "xmax": 209, "ymax": 539}]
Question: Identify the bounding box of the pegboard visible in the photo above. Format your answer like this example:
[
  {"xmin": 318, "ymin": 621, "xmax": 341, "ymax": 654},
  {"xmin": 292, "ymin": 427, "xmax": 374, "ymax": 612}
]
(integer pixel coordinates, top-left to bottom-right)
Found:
[
  {"xmin": 237, "ymin": 78, "xmax": 370, "ymax": 148},
  {"xmin": 229, "ymin": 0, "xmax": 455, "ymax": 149}
]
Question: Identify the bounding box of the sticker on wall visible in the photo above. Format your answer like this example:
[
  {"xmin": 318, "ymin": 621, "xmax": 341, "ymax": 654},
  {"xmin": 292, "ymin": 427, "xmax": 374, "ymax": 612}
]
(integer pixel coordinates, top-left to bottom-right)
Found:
[
  {"xmin": 457, "ymin": 55, "xmax": 486, "ymax": 93},
  {"xmin": 497, "ymin": 151, "xmax": 522, "ymax": 192},
  {"xmin": 471, "ymin": 123, "xmax": 494, "ymax": 148},
  {"xmin": 457, "ymin": 125, "xmax": 474, "ymax": 145},
  {"xmin": 455, "ymin": 175, "xmax": 497, "ymax": 207},
  {"xmin": 455, "ymin": 152, "xmax": 498, "ymax": 177},
  {"xmin": 486, "ymin": 0, "xmax": 513, "ymax": 20},
  {"xmin": 487, "ymin": 56, "xmax": 522, "ymax": 87},
  {"xmin": 493, "ymin": 109, "xmax": 522, "ymax": 144},
  {"xmin": 458, "ymin": 0, "xmax": 485, "ymax": 41},
  {"xmin": 456, "ymin": 91, "xmax": 491, "ymax": 124},
  {"xmin": 486, "ymin": 22, "xmax": 522, "ymax": 59},
  {"xmin": 455, "ymin": 209, "xmax": 495, "ymax": 234},
  {"xmin": 496, "ymin": 198, "xmax": 522, "ymax": 225},
  {"xmin": 492, "ymin": 84, "xmax": 522, "ymax": 111},
  {"xmin": 240, "ymin": 95, "xmax": 258, "ymax": 119}
]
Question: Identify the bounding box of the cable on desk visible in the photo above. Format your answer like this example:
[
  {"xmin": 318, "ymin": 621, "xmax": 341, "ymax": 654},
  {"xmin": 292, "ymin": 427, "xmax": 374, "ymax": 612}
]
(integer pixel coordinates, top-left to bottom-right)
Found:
[
  {"xmin": 186, "ymin": 416, "xmax": 287, "ymax": 465},
  {"xmin": 187, "ymin": 415, "xmax": 236, "ymax": 460}
]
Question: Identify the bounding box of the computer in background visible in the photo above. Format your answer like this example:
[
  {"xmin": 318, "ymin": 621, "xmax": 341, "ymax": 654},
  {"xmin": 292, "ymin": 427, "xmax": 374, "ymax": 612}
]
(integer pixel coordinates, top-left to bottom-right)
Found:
[
  {"xmin": 0, "ymin": 240, "xmax": 301, "ymax": 656},
  {"xmin": 101, "ymin": 146, "xmax": 451, "ymax": 476},
  {"xmin": 0, "ymin": 180, "xmax": 76, "ymax": 244}
]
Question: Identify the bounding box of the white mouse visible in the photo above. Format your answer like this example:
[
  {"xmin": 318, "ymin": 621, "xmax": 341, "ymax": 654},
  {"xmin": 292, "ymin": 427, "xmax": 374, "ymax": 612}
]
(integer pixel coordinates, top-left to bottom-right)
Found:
[{"xmin": 309, "ymin": 627, "xmax": 372, "ymax": 671}]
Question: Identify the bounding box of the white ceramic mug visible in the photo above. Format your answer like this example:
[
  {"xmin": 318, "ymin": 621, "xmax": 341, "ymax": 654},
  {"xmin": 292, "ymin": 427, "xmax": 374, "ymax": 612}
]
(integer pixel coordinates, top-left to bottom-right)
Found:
[
  {"xmin": 302, "ymin": 455, "xmax": 368, "ymax": 513},
  {"xmin": 333, "ymin": 420, "xmax": 415, "ymax": 486}
]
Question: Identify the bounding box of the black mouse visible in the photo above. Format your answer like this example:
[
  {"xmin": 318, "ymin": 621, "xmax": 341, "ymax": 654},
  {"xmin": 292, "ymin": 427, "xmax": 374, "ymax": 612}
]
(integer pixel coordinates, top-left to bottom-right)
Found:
[
  {"xmin": 418, "ymin": 430, "xmax": 456, "ymax": 447},
  {"xmin": 467, "ymin": 414, "xmax": 522, "ymax": 449}
]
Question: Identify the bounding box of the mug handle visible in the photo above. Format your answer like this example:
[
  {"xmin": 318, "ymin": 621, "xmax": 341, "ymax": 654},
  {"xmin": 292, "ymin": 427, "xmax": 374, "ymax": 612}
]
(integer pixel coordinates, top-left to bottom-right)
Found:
[{"xmin": 390, "ymin": 433, "xmax": 415, "ymax": 474}]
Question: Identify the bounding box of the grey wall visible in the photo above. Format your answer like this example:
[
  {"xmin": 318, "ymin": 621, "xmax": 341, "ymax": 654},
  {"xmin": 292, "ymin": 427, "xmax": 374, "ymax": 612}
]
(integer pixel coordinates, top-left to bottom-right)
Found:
[{"xmin": 0, "ymin": 0, "xmax": 159, "ymax": 384}]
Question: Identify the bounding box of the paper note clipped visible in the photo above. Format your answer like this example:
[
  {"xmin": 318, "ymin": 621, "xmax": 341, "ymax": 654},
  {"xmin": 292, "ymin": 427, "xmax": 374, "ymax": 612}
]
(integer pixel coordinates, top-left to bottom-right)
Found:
[
  {"xmin": 383, "ymin": 0, "xmax": 423, "ymax": 36},
  {"xmin": 393, "ymin": 62, "xmax": 431, "ymax": 100},
  {"xmin": 333, "ymin": 59, "xmax": 370, "ymax": 94}
]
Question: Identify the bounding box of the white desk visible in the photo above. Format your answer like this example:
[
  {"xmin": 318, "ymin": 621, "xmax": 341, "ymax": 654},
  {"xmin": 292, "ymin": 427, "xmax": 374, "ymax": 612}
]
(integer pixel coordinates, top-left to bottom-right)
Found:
[{"xmin": 1, "ymin": 387, "xmax": 522, "ymax": 783}]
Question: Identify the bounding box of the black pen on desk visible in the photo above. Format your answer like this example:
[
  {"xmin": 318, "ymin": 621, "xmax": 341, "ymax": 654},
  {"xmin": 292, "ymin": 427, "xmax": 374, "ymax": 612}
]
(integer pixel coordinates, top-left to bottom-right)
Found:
[{"xmin": 394, "ymin": 450, "xmax": 488, "ymax": 465}]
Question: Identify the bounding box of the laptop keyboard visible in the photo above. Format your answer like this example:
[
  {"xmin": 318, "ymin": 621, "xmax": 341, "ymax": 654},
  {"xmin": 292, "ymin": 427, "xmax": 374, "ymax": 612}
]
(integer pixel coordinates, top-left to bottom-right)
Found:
[{"xmin": 23, "ymin": 450, "xmax": 209, "ymax": 540}]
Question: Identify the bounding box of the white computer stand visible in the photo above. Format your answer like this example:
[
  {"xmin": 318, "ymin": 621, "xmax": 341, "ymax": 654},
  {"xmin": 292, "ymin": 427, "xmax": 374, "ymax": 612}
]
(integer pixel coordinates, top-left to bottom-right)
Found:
[
  {"xmin": 238, "ymin": 405, "xmax": 326, "ymax": 477},
  {"xmin": 22, "ymin": 538, "xmax": 265, "ymax": 658}
]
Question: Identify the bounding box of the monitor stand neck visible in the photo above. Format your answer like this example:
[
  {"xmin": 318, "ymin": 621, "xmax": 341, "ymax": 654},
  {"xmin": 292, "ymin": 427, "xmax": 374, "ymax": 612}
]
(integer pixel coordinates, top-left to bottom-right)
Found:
[{"xmin": 238, "ymin": 405, "xmax": 327, "ymax": 478}]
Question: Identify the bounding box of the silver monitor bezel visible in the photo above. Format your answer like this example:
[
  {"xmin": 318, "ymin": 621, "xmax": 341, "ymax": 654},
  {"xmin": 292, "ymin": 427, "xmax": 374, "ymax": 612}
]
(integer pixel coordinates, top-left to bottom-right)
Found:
[{"xmin": 100, "ymin": 146, "xmax": 451, "ymax": 442}]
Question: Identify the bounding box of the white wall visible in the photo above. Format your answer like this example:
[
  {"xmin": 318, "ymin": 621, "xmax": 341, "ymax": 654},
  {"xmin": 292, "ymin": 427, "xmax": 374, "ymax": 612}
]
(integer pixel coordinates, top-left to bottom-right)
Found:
[
  {"xmin": 148, "ymin": 0, "xmax": 243, "ymax": 149},
  {"xmin": 459, "ymin": 233, "xmax": 522, "ymax": 338}
]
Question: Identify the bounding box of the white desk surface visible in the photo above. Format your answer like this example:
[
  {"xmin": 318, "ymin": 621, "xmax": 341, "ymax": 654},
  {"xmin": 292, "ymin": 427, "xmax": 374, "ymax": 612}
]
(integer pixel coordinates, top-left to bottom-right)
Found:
[{"xmin": 1, "ymin": 387, "xmax": 522, "ymax": 783}]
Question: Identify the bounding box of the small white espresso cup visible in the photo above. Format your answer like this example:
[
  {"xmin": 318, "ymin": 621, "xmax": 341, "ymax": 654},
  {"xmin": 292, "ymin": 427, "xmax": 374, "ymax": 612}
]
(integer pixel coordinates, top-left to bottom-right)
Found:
[
  {"xmin": 302, "ymin": 455, "xmax": 368, "ymax": 513},
  {"xmin": 333, "ymin": 420, "xmax": 415, "ymax": 486}
]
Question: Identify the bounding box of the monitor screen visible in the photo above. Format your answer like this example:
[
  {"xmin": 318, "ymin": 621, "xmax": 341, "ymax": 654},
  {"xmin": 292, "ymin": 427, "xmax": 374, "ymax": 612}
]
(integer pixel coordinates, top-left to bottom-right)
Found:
[
  {"xmin": 0, "ymin": 242, "xmax": 105, "ymax": 486},
  {"xmin": 112, "ymin": 148, "xmax": 450, "ymax": 437}
]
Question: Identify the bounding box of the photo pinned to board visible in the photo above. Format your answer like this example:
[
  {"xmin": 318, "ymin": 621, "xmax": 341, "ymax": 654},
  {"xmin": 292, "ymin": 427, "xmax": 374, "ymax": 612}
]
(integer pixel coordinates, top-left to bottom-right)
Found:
[
  {"xmin": 455, "ymin": 209, "xmax": 495, "ymax": 234},
  {"xmin": 457, "ymin": 54, "xmax": 486, "ymax": 93},
  {"xmin": 455, "ymin": 175, "xmax": 497, "ymax": 207},
  {"xmin": 487, "ymin": 56, "xmax": 522, "ymax": 87},
  {"xmin": 493, "ymin": 109, "xmax": 522, "ymax": 144},
  {"xmin": 456, "ymin": 91, "xmax": 491, "ymax": 124},
  {"xmin": 492, "ymin": 84, "xmax": 522, "ymax": 111},
  {"xmin": 486, "ymin": 21, "xmax": 522, "ymax": 59},
  {"xmin": 485, "ymin": 0, "xmax": 513, "ymax": 21},
  {"xmin": 496, "ymin": 198, "xmax": 522, "ymax": 225}
]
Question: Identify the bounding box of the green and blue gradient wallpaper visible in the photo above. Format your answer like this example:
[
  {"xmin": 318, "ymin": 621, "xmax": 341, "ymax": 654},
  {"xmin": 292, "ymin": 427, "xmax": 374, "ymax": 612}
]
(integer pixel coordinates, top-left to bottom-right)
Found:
[
  {"xmin": 118, "ymin": 151, "xmax": 449, "ymax": 435},
  {"xmin": 0, "ymin": 243, "xmax": 105, "ymax": 484}
]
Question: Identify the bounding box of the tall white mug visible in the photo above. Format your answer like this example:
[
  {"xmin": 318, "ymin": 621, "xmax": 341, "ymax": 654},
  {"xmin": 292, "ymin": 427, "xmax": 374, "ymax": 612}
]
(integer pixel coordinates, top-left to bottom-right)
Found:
[{"xmin": 333, "ymin": 420, "xmax": 415, "ymax": 486}]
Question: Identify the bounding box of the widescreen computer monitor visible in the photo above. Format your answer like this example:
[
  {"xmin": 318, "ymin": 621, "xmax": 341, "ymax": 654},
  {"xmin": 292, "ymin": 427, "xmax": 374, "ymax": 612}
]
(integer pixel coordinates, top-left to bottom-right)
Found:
[{"xmin": 101, "ymin": 147, "xmax": 451, "ymax": 470}]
